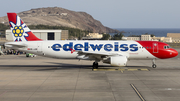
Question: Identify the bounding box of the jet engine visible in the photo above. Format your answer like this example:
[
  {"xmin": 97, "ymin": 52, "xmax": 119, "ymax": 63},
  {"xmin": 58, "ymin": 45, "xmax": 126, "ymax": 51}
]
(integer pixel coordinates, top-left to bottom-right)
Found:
[{"xmin": 103, "ymin": 56, "xmax": 127, "ymax": 67}]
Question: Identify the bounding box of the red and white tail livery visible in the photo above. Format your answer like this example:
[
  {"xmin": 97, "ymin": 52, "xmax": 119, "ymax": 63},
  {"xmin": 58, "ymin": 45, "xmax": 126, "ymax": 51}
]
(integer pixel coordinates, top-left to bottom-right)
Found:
[
  {"xmin": 5, "ymin": 13, "xmax": 178, "ymax": 69},
  {"xmin": 7, "ymin": 13, "xmax": 41, "ymax": 41}
]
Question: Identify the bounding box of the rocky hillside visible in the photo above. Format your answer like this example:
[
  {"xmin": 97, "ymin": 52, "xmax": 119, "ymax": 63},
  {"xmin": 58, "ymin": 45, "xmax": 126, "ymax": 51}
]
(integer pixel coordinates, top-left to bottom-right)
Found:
[{"xmin": 0, "ymin": 7, "xmax": 119, "ymax": 33}]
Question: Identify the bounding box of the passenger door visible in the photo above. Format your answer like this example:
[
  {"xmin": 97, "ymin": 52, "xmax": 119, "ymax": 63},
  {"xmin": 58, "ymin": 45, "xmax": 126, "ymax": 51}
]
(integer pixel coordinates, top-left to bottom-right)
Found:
[
  {"xmin": 37, "ymin": 42, "xmax": 43, "ymax": 53},
  {"xmin": 153, "ymin": 43, "xmax": 158, "ymax": 53}
]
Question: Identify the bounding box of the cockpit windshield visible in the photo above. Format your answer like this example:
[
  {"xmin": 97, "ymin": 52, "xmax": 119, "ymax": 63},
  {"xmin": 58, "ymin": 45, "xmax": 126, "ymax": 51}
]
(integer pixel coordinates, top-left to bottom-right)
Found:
[{"xmin": 164, "ymin": 46, "xmax": 171, "ymax": 49}]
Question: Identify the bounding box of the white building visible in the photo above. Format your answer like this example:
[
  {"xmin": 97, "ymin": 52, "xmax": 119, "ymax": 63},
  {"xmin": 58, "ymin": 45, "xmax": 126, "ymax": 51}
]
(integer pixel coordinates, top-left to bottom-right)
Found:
[
  {"xmin": 86, "ymin": 33, "xmax": 103, "ymax": 38},
  {"xmin": 122, "ymin": 35, "xmax": 172, "ymax": 43},
  {"xmin": 123, "ymin": 35, "xmax": 151, "ymax": 41},
  {"xmin": 141, "ymin": 35, "xmax": 151, "ymax": 40},
  {"xmin": 82, "ymin": 33, "xmax": 103, "ymax": 40},
  {"xmin": 163, "ymin": 37, "xmax": 172, "ymax": 43},
  {"xmin": 167, "ymin": 33, "xmax": 180, "ymax": 43},
  {"xmin": 126, "ymin": 37, "xmax": 140, "ymax": 41},
  {"xmin": 6, "ymin": 29, "xmax": 68, "ymax": 41}
]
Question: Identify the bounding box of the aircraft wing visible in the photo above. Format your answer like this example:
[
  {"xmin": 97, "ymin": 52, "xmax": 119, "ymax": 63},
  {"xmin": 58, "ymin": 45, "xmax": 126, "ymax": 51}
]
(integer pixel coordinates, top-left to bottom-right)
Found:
[
  {"xmin": 78, "ymin": 51, "xmax": 121, "ymax": 56},
  {"xmin": 70, "ymin": 48, "xmax": 119, "ymax": 56},
  {"xmin": 77, "ymin": 51, "xmax": 126, "ymax": 60}
]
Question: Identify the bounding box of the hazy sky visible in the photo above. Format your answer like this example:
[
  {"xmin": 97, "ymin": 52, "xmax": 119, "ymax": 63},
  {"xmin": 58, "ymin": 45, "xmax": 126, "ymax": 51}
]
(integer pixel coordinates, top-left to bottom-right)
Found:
[{"xmin": 1, "ymin": 0, "xmax": 180, "ymax": 28}]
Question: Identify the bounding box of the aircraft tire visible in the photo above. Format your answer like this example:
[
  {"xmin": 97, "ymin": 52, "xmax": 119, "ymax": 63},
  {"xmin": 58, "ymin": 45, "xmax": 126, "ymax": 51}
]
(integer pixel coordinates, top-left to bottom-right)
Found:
[
  {"xmin": 95, "ymin": 63, "xmax": 98, "ymax": 69},
  {"xmin": 92, "ymin": 62, "xmax": 98, "ymax": 69},
  {"xmin": 92, "ymin": 62, "xmax": 96, "ymax": 69},
  {"xmin": 152, "ymin": 64, "xmax": 156, "ymax": 68}
]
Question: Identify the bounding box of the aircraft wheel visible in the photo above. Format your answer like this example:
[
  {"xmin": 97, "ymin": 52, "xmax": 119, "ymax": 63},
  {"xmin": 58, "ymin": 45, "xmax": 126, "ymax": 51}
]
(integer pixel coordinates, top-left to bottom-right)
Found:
[
  {"xmin": 92, "ymin": 62, "xmax": 98, "ymax": 69},
  {"xmin": 152, "ymin": 64, "xmax": 156, "ymax": 68},
  {"xmin": 92, "ymin": 62, "xmax": 96, "ymax": 69},
  {"xmin": 95, "ymin": 63, "xmax": 98, "ymax": 69}
]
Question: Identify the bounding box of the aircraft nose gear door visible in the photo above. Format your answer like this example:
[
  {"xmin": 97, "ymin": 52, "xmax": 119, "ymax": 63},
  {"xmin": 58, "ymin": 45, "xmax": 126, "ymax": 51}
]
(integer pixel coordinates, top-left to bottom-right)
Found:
[
  {"xmin": 153, "ymin": 43, "xmax": 158, "ymax": 53},
  {"xmin": 37, "ymin": 42, "xmax": 43, "ymax": 53}
]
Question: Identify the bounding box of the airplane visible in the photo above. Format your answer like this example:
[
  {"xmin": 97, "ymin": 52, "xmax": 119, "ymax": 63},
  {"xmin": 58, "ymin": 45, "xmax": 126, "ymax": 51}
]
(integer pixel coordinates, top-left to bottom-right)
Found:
[{"xmin": 4, "ymin": 13, "xmax": 178, "ymax": 69}]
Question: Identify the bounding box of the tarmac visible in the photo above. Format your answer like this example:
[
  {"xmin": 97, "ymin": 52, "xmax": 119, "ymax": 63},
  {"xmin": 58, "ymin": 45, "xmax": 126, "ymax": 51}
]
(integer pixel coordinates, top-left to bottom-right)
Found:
[{"xmin": 0, "ymin": 49, "xmax": 180, "ymax": 101}]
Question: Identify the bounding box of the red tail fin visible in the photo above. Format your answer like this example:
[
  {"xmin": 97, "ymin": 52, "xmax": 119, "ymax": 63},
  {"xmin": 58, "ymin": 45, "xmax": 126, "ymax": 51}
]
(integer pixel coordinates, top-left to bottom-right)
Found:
[{"xmin": 7, "ymin": 13, "xmax": 42, "ymax": 41}]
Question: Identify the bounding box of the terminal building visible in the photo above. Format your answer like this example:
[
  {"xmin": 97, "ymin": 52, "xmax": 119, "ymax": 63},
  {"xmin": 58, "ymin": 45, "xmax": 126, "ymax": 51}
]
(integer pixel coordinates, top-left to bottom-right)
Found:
[{"xmin": 6, "ymin": 29, "xmax": 68, "ymax": 41}]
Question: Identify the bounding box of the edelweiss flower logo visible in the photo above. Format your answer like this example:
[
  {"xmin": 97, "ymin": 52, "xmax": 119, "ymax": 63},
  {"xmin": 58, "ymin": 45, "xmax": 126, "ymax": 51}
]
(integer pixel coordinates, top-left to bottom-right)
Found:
[
  {"xmin": 10, "ymin": 16, "xmax": 29, "ymax": 41},
  {"xmin": 13, "ymin": 26, "xmax": 24, "ymax": 37}
]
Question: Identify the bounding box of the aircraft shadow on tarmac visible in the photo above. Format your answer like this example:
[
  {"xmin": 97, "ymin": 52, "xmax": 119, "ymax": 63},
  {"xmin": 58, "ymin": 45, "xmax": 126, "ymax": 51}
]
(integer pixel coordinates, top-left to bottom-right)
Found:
[{"xmin": 0, "ymin": 62, "xmax": 150, "ymax": 71}]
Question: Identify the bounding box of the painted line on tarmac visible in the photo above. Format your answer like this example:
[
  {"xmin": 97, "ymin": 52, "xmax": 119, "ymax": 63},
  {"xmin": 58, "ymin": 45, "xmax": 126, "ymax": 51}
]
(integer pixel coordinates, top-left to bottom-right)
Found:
[{"xmin": 130, "ymin": 84, "xmax": 146, "ymax": 101}]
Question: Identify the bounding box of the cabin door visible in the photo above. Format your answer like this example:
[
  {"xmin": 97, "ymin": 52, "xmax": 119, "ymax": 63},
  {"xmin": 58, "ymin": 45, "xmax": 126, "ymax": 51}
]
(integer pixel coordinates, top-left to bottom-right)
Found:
[
  {"xmin": 37, "ymin": 42, "xmax": 43, "ymax": 53},
  {"xmin": 153, "ymin": 43, "xmax": 158, "ymax": 53}
]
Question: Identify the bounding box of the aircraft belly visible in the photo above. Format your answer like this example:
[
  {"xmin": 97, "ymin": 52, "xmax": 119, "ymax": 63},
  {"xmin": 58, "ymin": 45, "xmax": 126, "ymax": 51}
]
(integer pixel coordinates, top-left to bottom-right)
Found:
[{"xmin": 44, "ymin": 51, "xmax": 77, "ymax": 59}]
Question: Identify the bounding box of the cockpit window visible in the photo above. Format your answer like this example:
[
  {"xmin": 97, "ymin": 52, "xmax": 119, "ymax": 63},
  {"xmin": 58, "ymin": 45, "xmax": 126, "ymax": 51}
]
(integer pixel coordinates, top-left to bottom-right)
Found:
[{"xmin": 164, "ymin": 46, "xmax": 171, "ymax": 49}]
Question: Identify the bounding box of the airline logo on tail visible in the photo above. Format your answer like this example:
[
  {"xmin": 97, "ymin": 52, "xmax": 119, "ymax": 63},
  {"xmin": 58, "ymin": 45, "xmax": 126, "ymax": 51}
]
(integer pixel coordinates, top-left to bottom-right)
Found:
[{"xmin": 7, "ymin": 13, "xmax": 41, "ymax": 42}]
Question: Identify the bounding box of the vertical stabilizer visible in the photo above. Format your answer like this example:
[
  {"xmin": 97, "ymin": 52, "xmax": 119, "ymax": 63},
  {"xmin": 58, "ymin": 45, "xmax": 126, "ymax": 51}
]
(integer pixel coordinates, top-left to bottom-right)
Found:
[{"xmin": 7, "ymin": 13, "xmax": 42, "ymax": 41}]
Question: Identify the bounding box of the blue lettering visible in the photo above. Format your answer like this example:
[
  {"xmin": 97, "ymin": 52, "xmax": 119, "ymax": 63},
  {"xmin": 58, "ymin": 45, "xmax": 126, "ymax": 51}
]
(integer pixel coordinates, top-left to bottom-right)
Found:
[
  {"xmin": 104, "ymin": 44, "xmax": 113, "ymax": 51},
  {"xmin": 84, "ymin": 42, "xmax": 89, "ymax": 51},
  {"xmin": 90, "ymin": 44, "xmax": 103, "ymax": 51},
  {"xmin": 51, "ymin": 42, "xmax": 138, "ymax": 52},
  {"xmin": 120, "ymin": 44, "xmax": 128, "ymax": 51},
  {"xmin": 63, "ymin": 42, "xmax": 73, "ymax": 51},
  {"xmin": 130, "ymin": 44, "xmax": 138, "ymax": 51},
  {"xmin": 114, "ymin": 42, "xmax": 119, "ymax": 51},
  {"xmin": 52, "ymin": 44, "xmax": 61, "ymax": 51},
  {"xmin": 74, "ymin": 44, "xmax": 83, "ymax": 51}
]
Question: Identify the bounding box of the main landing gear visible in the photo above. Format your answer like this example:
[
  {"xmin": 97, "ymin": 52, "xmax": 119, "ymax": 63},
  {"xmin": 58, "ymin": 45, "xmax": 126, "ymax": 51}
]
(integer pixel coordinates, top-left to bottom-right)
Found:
[
  {"xmin": 152, "ymin": 59, "xmax": 157, "ymax": 68},
  {"xmin": 92, "ymin": 62, "xmax": 98, "ymax": 69},
  {"xmin": 92, "ymin": 60, "xmax": 100, "ymax": 69}
]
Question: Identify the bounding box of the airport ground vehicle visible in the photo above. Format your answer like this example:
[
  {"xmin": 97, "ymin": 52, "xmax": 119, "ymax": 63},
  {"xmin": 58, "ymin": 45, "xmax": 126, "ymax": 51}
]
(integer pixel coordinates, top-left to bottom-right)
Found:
[{"xmin": 26, "ymin": 53, "xmax": 36, "ymax": 57}]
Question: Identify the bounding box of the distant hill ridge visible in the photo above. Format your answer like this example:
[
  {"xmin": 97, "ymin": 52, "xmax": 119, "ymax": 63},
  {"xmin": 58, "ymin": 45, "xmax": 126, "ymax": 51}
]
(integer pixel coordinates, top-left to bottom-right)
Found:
[{"xmin": 0, "ymin": 7, "xmax": 119, "ymax": 33}]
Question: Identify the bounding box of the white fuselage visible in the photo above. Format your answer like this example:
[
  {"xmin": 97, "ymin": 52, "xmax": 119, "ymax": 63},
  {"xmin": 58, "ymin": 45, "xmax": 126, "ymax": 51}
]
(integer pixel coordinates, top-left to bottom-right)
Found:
[{"xmin": 6, "ymin": 40, "xmax": 156, "ymax": 60}]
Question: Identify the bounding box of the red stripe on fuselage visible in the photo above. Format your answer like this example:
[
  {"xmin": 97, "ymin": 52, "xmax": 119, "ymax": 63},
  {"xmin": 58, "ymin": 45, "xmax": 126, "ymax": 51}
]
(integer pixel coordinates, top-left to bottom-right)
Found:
[{"xmin": 136, "ymin": 41, "xmax": 178, "ymax": 59}]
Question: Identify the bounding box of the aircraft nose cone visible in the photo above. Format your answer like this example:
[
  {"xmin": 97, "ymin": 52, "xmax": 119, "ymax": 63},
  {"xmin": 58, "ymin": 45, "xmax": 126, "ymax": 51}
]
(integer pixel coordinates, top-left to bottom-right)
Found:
[{"xmin": 171, "ymin": 49, "xmax": 178, "ymax": 57}]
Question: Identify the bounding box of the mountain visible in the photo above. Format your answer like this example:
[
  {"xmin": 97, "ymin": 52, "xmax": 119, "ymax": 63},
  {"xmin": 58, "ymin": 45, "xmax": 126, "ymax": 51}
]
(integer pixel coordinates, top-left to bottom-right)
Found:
[{"xmin": 0, "ymin": 7, "xmax": 119, "ymax": 33}]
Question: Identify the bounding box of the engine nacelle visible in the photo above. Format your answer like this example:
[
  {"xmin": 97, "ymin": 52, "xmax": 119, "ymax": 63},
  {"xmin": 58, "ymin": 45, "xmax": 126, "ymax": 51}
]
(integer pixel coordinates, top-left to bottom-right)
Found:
[{"xmin": 103, "ymin": 56, "xmax": 127, "ymax": 67}]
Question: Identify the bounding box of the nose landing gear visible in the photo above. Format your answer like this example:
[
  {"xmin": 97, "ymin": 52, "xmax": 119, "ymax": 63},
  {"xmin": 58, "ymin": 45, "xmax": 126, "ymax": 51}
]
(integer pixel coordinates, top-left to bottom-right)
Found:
[
  {"xmin": 152, "ymin": 59, "xmax": 156, "ymax": 68},
  {"xmin": 152, "ymin": 64, "xmax": 156, "ymax": 68}
]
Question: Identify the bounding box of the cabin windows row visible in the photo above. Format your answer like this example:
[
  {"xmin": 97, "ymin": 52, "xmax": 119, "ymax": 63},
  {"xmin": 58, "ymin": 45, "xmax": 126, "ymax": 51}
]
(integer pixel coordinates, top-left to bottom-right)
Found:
[{"xmin": 143, "ymin": 47, "xmax": 151, "ymax": 49}]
